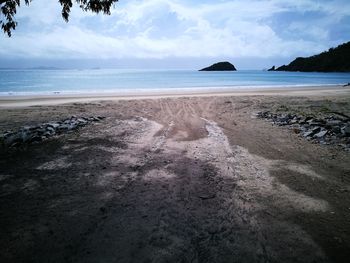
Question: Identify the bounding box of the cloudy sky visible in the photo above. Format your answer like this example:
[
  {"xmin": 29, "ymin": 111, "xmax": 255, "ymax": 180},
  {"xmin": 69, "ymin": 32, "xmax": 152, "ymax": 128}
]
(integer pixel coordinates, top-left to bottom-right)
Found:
[{"xmin": 0, "ymin": 0, "xmax": 349, "ymax": 69}]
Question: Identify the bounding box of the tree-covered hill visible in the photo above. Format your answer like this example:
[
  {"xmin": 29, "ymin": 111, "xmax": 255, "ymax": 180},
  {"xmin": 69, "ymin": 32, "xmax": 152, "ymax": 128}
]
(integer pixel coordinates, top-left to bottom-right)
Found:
[{"xmin": 275, "ymin": 42, "xmax": 350, "ymax": 72}]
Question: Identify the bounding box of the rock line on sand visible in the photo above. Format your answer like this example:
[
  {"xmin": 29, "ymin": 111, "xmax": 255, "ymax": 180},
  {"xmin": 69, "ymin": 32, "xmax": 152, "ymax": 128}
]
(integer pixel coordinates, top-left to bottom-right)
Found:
[
  {"xmin": 0, "ymin": 115, "xmax": 105, "ymax": 147},
  {"xmin": 257, "ymin": 111, "xmax": 350, "ymax": 151}
]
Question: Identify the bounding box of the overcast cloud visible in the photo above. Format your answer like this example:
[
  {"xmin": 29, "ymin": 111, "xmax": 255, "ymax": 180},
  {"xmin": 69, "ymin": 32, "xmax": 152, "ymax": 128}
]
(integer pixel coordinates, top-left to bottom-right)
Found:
[{"xmin": 0, "ymin": 0, "xmax": 349, "ymax": 68}]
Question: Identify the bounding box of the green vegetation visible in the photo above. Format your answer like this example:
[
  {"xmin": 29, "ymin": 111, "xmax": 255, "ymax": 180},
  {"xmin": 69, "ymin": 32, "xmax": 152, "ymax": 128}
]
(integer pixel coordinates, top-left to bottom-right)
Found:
[{"xmin": 275, "ymin": 41, "xmax": 350, "ymax": 72}]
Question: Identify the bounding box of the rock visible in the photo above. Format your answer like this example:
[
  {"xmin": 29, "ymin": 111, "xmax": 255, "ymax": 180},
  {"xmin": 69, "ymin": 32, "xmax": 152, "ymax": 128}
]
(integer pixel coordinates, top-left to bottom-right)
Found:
[
  {"xmin": 309, "ymin": 121, "xmax": 323, "ymax": 126},
  {"xmin": 267, "ymin": 65, "xmax": 275, "ymax": 71},
  {"xmin": 303, "ymin": 131, "xmax": 314, "ymax": 137},
  {"xmin": 77, "ymin": 118, "xmax": 88, "ymax": 125},
  {"xmin": 314, "ymin": 130, "xmax": 328, "ymax": 138},
  {"xmin": 43, "ymin": 132, "xmax": 52, "ymax": 137},
  {"xmin": 35, "ymin": 128, "xmax": 46, "ymax": 135},
  {"xmin": 0, "ymin": 115, "xmax": 105, "ymax": 148},
  {"xmin": 276, "ymin": 115, "xmax": 291, "ymax": 124},
  {"xmin": 46, "ymin": 126, "xmax": 55, "ymax": 133},
  {"xmin": 199, "ymin": 61, "xmax": 237, "ymax": 71},
  {"xmin": 4, "ymin": 134, "xmax": 22, "ymax": 146},
  {"xmin": 311, "ymin": 126, "xmax": 321, "ymax": 133},
  {"xmin": 67, "ymin": 124, "xmax": 77, "ymax": 131},
  {"xmin": 331, "ymin": 126, "xmax": 341, "ymax": 134},
  {"xmin": 305, "ymin": 116, "xmax": 313, "ymax": 121},
  {"xmin": 20, "ymin": 131, "xmax": 32, "ymax": 143},
  {"xmin": 58, "ymin": 124, "xmax": 69, "ymax": 131},
  {"xmin": 341, "ymin": 124, "xmax": 350, "ymax": 136},
  {"xmin": 48, "ymin": 122, "xmax": 60, "ymax": 129},
  {"xmin": 28, "ymin": 136, "xmax": 42, "ymax": 144},
  {"xmin": 326, "ymin": 120, "xmax": 343, "ymax": 126}
]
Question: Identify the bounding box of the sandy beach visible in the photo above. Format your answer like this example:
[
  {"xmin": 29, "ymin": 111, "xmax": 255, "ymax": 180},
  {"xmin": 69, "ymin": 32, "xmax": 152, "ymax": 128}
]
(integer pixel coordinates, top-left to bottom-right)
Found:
[
  {"xmin": 1, "ymin": 86, "xmax": 350, "ymax": 262},
  {"xmin": 0, "ymin": 85, "xmax": 349, "ymax": 107}
]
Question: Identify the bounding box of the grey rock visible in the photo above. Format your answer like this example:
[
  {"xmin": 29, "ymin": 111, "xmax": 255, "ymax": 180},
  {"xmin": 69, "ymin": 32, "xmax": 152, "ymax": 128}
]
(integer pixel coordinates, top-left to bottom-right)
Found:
[
  {"xmin": 311, "ymin": 126, "xmax": 321, "ymax": 133},
  {"xmin": 303, "ymin": 131, "xmax": 314, "ymax": 137},
  {"xmin": 309, "ymin": 121, "xmax": 323, "ymax": 126},
  {"xmin": 36, "ymin": 128, "xmax": 46, "ymax": 135},
  {"xmin": 77, "ymin": 118, "xmax": 87, "ymax": 125},
  {"xmin": 326, "ymin": 120, "xmax": 343, "ymax": 126},
  {"xmin": 22, "ymin": 126, "xmax": 31, "ymax": 131},
  {"xmin": 46, "ymin": 126, "xmax": 55, "ymax": 133},
  {"xmin": 331, "ymin": 126, "xmax": 341, "ymax": 134},
  {"xmin": 20, "ymin": 131, "xmax": 32, "ymax": 143},
  {"xmin": 0, "ymin": 115, "xmax": 105, "ymax": 148},
  {"xmin": 43, "ymin": 132, "xmax": 52, "ymax": 137},
  {"xmin": 48, "ymin": 123, "xmax": 60, "ymax": 129},
  {"xmin": 301, "ymin": 124, "xmax": 310, "ymax": 129},
  {"xmin": 341, "ymin": 124, "xmax": 350, "ymax": 136},
  {"xmin": 314, "ymin": 130, "xmax": 328, "ymax": 138},
  {"xmin": 69, "ymin": 125, "xmax": 77, "ymax": 131},
  {"xmin": 58, "ymin": 125, "xmax": 69, "ymax": 131}
]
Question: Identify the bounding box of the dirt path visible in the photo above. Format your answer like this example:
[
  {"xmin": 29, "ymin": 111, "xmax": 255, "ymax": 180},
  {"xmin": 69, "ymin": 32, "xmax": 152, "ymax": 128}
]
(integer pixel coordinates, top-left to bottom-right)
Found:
[{"xmin": 0, "ymin": 95, "xmax": 349, "ymax": 262}]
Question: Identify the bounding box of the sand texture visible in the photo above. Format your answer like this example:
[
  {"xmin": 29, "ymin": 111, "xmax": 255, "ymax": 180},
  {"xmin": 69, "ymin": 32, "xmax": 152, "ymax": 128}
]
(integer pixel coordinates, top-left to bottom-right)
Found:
[{"xmin": 0, "ymin": 90, "xmax": 350, "ymax": 262}]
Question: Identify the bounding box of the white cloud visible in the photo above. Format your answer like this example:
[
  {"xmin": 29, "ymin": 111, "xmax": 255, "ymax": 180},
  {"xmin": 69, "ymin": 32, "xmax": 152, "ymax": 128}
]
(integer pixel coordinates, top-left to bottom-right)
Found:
[{"xmin": 0, "ymin": 0, "xmax": 349, "ymax": 60}]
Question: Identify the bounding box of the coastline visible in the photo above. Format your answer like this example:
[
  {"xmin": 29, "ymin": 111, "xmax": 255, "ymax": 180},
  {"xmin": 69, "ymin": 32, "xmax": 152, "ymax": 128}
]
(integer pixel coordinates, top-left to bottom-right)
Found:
[{"xmin": 1, "ymin": 84, "xmax": 349, "ymax": 107}]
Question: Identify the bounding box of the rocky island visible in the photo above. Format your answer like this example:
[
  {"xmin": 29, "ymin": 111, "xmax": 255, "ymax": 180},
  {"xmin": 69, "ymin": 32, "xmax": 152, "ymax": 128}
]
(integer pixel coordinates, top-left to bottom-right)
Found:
[
  {"xmin": 199, "ymin": 61, "xmax": 237, "ymax": 71},
  {"xmin": 271, "ymin": 41, "xmax": 350, "ymax": 72}
]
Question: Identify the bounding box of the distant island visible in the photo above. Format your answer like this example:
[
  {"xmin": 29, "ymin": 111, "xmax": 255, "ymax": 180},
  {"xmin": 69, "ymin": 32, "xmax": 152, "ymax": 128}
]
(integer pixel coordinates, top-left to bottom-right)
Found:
[
  {"xmin": 30, "ymin": 66, "xmax": 62, "ymax": 70},
  {"xmin": 270, "ymin": 41, "xmax": 350, "ymax": 72},
  {"xmin": 200, "ymin": 61, "xmax": 237, "ymax": 71}
]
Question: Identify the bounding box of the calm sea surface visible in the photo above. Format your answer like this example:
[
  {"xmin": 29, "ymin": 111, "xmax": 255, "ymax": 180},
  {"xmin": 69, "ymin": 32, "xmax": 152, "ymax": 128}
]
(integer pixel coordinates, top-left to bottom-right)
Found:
[{"xmin": 0, "ymin": 69, "xmax": 350, "ymax": 95}]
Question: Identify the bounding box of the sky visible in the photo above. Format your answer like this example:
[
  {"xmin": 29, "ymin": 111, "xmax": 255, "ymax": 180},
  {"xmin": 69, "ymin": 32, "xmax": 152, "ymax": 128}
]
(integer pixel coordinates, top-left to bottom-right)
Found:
[{"xmin": 0, "ymin": 0, "xmax": 349, "ymax": 69}]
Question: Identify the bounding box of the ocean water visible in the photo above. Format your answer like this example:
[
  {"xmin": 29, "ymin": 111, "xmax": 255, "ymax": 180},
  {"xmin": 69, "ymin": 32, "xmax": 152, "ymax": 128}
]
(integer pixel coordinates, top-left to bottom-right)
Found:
[{"xmin": 0, "ymin": 69, "xmax": 350, "ymax": 95}]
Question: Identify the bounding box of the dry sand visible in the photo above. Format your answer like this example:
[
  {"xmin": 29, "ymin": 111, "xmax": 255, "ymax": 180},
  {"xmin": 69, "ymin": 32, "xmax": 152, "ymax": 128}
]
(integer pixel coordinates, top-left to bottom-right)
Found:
[{"xmin": 0, "ymin": 86, "xmax": 350, "ymax": 262}]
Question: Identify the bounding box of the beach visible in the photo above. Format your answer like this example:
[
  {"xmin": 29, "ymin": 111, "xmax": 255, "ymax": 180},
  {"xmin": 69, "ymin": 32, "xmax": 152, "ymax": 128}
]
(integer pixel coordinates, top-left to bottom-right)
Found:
[{"xmin": 1, "ymin": 86, "xmax": 350, "ymax": 262}]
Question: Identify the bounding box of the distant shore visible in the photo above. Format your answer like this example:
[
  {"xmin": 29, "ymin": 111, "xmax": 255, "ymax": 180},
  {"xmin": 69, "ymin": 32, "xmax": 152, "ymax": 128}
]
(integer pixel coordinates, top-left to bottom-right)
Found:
[{"xmin": 0, "ymin": 85, "xmax": 349, "ymax": 107}]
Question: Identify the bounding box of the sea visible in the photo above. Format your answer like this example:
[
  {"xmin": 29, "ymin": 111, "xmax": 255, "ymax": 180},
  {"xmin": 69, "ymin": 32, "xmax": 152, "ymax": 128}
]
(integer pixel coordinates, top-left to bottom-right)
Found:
[{"xmin": 0, "ymin": 69, "xmax": 350, "ymax": 96}]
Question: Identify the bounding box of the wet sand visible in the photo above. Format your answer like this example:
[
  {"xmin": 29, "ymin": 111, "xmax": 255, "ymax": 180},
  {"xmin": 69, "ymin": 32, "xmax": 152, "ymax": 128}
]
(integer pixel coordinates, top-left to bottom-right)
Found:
[
  {"xmin": 0, "ymin": 86, "xmax": 350, "ymax": 262},
  {"xmin": 0, "ymin": 85, "xmax": 348, "ymax": 107}
]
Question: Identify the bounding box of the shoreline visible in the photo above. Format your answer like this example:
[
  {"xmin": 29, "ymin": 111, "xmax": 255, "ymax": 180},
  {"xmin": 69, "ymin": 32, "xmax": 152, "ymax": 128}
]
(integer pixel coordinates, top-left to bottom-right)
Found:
[{"xmin": 0, "ymin": 85, "xmax": 349, "ymax": 107}]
